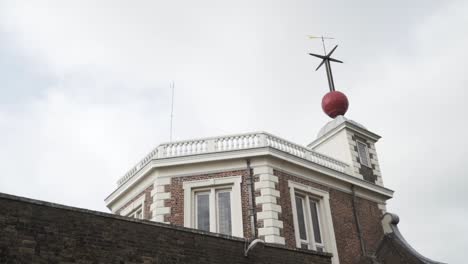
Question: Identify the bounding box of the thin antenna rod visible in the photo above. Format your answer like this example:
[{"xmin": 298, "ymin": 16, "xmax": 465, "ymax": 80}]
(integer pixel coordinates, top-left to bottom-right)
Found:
[
  {"xmin": 321, "ymin": 36, "xmax": 327, "ymax": 55},
  {"xmin": 170, "ymin": 81, "xmax": 175, "ymax": 142},
  {"xmin": 308, "ymin": 35, "xmax": 334, "ymax": 55}
]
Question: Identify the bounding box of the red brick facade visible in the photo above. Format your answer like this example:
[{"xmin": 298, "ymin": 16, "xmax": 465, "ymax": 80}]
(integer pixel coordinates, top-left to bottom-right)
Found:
[
  {"xmin": 275, "ymin": 170, "xmax": 384, "ymax": 264},
  {"xmin": 118, "ymin": 169, "xmax": 384, "ymax": 264},
  {"xmin": 165, "ymin": 170, "xmax": 256, "ymax": 238}
]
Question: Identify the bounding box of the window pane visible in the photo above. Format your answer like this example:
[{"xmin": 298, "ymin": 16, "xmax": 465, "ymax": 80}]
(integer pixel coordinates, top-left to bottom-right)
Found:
[
  {"xmin": 309, "ymin": 200, "xmax": 322, "ymax": 244},
  {"xmin": 295, "ymin": 196, "xmax": 307, "ymax": 241},
  {"xmin": 135, "ymin": 209, "xmax": 142, "ymax": 219},
  {"xmin": 196, "ymin": 193, "xmax": 210, "ymax": 232},
  {"xmin": 357, "ymin": 142, "xmax": 370, "ymax": 167},
  {"xmin": 217, "ymin": 191, "xmax": 232, "ymax": 235}
]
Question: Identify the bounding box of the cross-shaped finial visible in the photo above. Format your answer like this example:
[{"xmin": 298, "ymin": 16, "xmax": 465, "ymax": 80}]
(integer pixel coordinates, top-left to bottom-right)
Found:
[{"xmin": 308, "ymin": 36, "xmax": 343, "ymax": 92}]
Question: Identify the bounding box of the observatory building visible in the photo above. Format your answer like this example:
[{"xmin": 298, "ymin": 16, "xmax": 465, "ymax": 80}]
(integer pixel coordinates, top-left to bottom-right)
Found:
[
  {"xmin": 104, "ymin": 47, "xmax": 444, "ymax": 264},
  {"xmin": 0, "ymin": 44, "xmax": 445, "ymax": 263}
]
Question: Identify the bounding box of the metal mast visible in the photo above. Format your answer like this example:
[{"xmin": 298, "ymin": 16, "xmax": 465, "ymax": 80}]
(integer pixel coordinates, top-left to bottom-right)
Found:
[
  {"xmin": 170, "ymin": 81, "xmax": 175, "ymax": 142},
  {"xmin": 309, "ymin": 45, "xmax": 343, "ymax": 92}
]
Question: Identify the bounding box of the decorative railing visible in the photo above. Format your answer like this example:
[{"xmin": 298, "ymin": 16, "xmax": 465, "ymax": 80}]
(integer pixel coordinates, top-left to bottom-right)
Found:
[{"xmin": 117, "ymin": 132, "xmax": 350, "ymax": 186}]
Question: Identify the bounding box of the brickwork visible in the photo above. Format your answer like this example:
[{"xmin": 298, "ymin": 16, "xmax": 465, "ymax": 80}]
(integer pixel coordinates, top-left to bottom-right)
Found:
[
  {"xmin": 0, "ymin": 192, "xmax": 331, "ymax": 264},
  {"xmin": 354, "ymin": 196, "xmax": 385, "ymax": 255},
  {"xmin": 111, "ymin": 167, "xmax": 386, "ymax": 264},
  {"xmin": 329, "ymin": 189, "xmax": 364, "ymax": 264},
  {"xmin": 165, "ymin": 170, "xmax": 256, "ymax": 239},
  {"xmin": 275, "ymin": 170, "xmax": 384, "ymax": 264},
  {"xmin": 275, "ymin": 170, "xmax": 329, "ymax": 249}
]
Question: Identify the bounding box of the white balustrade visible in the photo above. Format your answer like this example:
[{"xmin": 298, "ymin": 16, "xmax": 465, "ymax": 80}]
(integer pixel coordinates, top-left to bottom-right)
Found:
[
  {"xmin": 117, "ymin": 148, "xmax": 158, "ymax": 186},
  {"xmin": 117, "ymin": 132, "xmax": 350, "ymax": 186}
]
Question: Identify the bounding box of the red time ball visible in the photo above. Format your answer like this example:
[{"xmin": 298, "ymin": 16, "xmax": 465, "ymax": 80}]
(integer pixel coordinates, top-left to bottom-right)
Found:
[{"xmin": 322, "ymin": 91, "xmax": 349, "ymax": 118}]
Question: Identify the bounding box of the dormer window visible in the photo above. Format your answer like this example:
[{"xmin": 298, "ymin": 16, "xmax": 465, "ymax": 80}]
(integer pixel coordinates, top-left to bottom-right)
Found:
[{"xmin": 357, "ymin": 141, "xmax": 371, "ymax": 168}]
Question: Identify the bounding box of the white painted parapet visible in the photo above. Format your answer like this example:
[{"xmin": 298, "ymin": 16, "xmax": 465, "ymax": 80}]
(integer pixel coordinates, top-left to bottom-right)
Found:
[{"xmin": 117, "ymin": 132, "xmax": 350, "ymax": 187}]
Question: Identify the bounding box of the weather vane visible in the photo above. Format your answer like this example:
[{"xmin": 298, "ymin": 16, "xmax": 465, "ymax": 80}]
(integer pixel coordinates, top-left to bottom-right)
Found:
[
  {"xmin": 308, "ymin": 36, "xmax": 343, "ymax": 92},
  {"xmin": 308, "ymin": 35, "xmax": 349, "ymax": 119}
]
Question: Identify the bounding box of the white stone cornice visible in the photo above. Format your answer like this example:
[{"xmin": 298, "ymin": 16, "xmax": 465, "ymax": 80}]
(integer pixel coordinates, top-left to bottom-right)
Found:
[
  {"xmin": 105, "ymin": 147, "xmax": 393, "ymax": 209},
  {"xmin": 117, "ymin": 132, "xmax": 349, "ymax": 187}
]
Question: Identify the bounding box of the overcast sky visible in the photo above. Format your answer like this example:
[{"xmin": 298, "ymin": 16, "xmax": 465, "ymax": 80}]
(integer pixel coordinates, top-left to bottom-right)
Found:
[{"xmin": 1, "ymin": 1, "xmax": 467, "ymax": 262}]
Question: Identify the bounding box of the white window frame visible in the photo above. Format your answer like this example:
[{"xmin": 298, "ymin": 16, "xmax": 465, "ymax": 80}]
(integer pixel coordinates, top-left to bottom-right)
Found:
[
  {"xmin": 289, "ymin": 181, "xmax": 340, "ymax": 264},
  {"xmin": 193, "ymin": 187, "xmax": 233, "ymax": 234},
  {"xmin": 183, "ymin": 176, "xmax": 243, "ymax": 237},
  {"xmin": 294, "ymin": 194, "xmax": 325, "ymax": 251},
  {"xmin": 356, "ymin": 140, "xmax": 371, "ymax": 168},
  {"xmin": 129, "ymin": 207, "xmax": 143, "ymax": 219},
  {"xmin": 120, "ymin": 195, "xmax": 145, "ymax": 219},
  {"xmin": 214, "ymin": 188, "xmax": 233, "ymax": 235},
  {"xmin": 194, "ymin": 190, "xmax": 211, "ymax": 231}
]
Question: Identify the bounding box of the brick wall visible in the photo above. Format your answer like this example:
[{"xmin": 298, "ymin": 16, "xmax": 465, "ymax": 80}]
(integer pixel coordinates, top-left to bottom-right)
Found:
[
  {"xmin": 166, "ymin": 170, "xmax": 256, "ymax": 239},
  {"xmin": 276, "ymin": 170, "xmax": 329, "ymax": 249},
  {"xmin": 112, "ymin": 168, "xmax": 385, "ymax": 264},
  {"xmin": 0, "ymin": 192, "xmax": 331, "ymax": 264},
  {"xmin": 275, "ymin": 170, "xmax": 384, "ymax": 264}
]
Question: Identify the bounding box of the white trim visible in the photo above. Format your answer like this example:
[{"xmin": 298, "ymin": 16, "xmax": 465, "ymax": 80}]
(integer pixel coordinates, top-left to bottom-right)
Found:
[
  {"xmin": 288, "ymin": 180, "xmax": 339, "ymax": 264},
  {"xmin": 270, "ymin": 163, "xmax": 390, "ymax": 204},
  {"xmin": 194, "ymin": 191, "xmax": 211, "ymax": 232},
  {"xmin": 155, "ymin": 177, "xmax": 171, "ymax": 186},
  {"xmin": 105, "ymin": 148, "xmax": 393, "ymax": 209},
  {"xmin": 183, "ymin": 176, "xmax": 242, "ymax": 190},
  {"xmin": 151, "ymin": 176, "xmax": 172, "ymax": 223},
  {"xmin": 215, "ymin": 189, "xmax": 232, "ymax": 235},
  {"xmin": 183, "ymin": 176, "xmax": 244, "ymax": 237},
  {"xmin": 256, "ymin": 195, "xmax": 277, "ymax": 204},
  {"xmin": 254, "ymin": 165, "xmax": 285, "ymax": 245},
  {"xmin": 378, "ymin": 203, "xmax": 387, "ymax": 213},
  {"xmin": 119, "ymin": 195, "xmax": 145, "ymax": 217}
]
